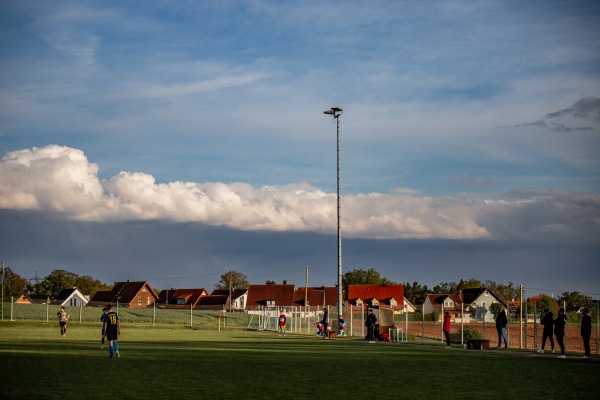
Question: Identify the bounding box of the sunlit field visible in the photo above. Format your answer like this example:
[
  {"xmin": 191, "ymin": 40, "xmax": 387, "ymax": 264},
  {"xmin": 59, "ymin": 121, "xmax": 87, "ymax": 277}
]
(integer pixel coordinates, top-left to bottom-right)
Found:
[{"xmin": 1, "ymin": 321, "xmax": 598, "ymax": 400}]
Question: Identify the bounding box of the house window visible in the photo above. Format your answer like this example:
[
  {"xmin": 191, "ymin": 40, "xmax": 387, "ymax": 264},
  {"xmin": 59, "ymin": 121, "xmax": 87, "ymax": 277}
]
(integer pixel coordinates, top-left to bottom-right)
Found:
[
  {"xmin": 372, "ymin": 299, "xmax": 379, "ymax": 306},
  {"xmin": 356, "ymin": 301, "xmax": 363, "ymax": 308},
  {"xmin": 147, "ymin": 297, "xmax": 151, "ymax": 305},
  {"xmin": 390, "ymin": 299, "xmax": 397, "ymax": 307},
  {"xmin": 142, "ymin": 287, "xmax": 147, "ymax": 292},
  {"xmin": 484, "ymin": 291, "xmax": 489, "ymax": 296},
  {"xmin": 177, "ymin": 298, "xmax": 185, "ymax": 305},
  {"xmin": 444, "ymin": 300, "xmax": 453, "ymax": 307},
  {"xmin": 138, "ymin": 296, "xmax": 142, "ymax": 305}
]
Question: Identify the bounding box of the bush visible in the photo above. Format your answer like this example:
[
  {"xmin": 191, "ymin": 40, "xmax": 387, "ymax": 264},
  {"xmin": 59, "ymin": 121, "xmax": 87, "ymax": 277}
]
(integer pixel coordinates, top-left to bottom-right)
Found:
[{"xmin": 449, "ymin": 327, "xmax": 482, "ymax": 343}]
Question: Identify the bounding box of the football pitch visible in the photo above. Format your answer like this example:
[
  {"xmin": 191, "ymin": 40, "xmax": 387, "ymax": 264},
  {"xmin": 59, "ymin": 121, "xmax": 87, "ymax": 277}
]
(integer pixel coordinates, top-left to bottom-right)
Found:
[{"xmin": 1, "ymin": 322, "xmax": 598, "ymax": 400}]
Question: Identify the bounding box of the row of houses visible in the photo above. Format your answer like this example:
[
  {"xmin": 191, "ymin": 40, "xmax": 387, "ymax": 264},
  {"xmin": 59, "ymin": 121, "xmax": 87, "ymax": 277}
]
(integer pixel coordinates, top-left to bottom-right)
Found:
[
  {"xmin": 16, "ymin": 281, "xmax": 410, "ymax": 312},
  {"xmin": 17, "ymin": 281, "xmax": 553, "ymax": 322}
]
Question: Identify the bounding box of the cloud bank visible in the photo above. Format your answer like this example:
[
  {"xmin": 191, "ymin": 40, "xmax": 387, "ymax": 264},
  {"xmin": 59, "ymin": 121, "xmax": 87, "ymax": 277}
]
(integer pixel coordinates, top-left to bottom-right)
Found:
[{"xmin": 2, "ymin": 145, "xmax": 598, "ymax": 244}]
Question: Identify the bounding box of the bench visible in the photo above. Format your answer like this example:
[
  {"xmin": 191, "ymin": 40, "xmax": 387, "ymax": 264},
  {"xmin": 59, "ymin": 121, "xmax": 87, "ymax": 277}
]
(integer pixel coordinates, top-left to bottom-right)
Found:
[{"xmin": 467, "ymin": 339, "xmax": 490, "ymax": 350}]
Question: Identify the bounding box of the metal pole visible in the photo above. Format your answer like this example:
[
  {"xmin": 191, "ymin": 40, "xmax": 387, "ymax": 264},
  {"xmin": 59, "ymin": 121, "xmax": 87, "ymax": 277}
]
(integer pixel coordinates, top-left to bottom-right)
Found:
[
  {"xmin": 461, "ymin": 302, "xmax": 464, "ymax": 346},
  {"xmin": 405, "ymin": 305, "xmax": 408, "ymax": 342},
  {"xmin": 596, "ymin": 300, "xmax": 600, "ymax": 354},
  {"xmin": 1, "ymin": 262, "xmax": 4, "ymax": 321},
  {"xmin": 519, "ymin": 285, "xmax": 523, "ymax": 349},
  {"xmin": 533, "ymin": 302, "xmax": 537, "ymax": 350},
  {"xmin": 441, "ymin": 303, "xmax": 444, "ymax": 343},
  {"xmin": 482, "ymin": 302, "xmax": 485, "ymax": 340},
  {"xmin": 336, "ymin": 113, "xmax": 343, "ymax": 332},
  {"xmin": 422, "ymin": 304, "xmax": 424, "ymax": 343}
]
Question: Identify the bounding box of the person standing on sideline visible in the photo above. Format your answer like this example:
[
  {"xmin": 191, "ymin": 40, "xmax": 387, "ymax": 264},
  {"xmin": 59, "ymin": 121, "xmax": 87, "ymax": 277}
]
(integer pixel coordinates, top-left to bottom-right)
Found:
[
  {"xmin": 554, "ymin": 308, "xmax": 567, "ymax": 359},
  {"xmin": 495, "ymin": 307, "xmax": 509, "ymax": 349},
  {"xmin": 537, "ymin": 308, "xmax": 555, "ymax": 354},
  {"xmin": 278, "ymin": 310, "xmax": 287, "ymax": 336},
  {"xmin": 443, "ymin": 311, "xmax": 451, "ymax": 348},
  {"xmin": 365, "ymin": 309, "xmax": 377, "ymax": 343},
  {"xmin": 100, "ymin": 307, "xmax": 108, "ymax": 348},
  {"xmin": 57, "ymin": 306, "xmax": 70, "ymax": 337},
  {"xmin": 581, "ymin": 307, "xmax": 592, "ymax": 359},
  {"xmin": 104, "ymin": 304, "xmax": 121, "ymax": 358}
]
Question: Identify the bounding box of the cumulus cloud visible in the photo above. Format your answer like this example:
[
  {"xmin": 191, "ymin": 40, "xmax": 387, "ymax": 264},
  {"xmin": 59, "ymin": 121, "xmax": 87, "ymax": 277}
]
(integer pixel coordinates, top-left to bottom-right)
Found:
[{"xmin": 2, "ymin": 145, "xmax": 599, "ymax": 243}]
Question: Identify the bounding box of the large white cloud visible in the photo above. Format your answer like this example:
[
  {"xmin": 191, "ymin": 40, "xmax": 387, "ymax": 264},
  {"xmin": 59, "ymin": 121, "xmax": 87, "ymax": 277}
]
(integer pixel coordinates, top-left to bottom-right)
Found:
[{"xmin": 2, "ymin": 145, "xmax": 599, "ymax": 243}]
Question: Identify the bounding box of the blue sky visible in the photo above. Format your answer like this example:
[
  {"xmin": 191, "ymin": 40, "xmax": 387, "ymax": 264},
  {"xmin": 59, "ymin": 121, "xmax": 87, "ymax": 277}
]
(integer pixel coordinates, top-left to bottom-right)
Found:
[{"xmin": 1, "ymin": 1, "xmax": 599, "ymax": 296}]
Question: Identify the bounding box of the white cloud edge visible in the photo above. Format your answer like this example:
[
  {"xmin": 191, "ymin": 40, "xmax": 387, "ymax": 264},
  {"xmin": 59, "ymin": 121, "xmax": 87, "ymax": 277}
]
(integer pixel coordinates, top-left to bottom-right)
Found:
[{"xmin": 2, "ymin": 145, "xmax": 598, "ymax": 244}]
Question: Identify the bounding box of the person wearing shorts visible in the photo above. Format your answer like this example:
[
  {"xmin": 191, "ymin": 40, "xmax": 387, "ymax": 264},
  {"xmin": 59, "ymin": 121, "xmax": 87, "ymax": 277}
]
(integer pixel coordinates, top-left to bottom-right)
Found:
[{"xmin": 103, "ymin": 305, "xmax": 121, "ymax": 358}]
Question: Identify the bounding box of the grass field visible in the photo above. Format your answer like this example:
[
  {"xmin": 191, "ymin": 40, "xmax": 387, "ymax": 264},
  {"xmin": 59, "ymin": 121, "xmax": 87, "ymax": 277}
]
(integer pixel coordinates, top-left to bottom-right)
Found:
[{"xmin": 1, "ymin": 321, "xmax": 598, "ymax": 400}]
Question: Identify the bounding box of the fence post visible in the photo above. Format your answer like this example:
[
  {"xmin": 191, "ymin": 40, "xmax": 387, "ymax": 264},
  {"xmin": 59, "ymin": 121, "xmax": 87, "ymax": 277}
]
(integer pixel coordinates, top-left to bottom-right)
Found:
[
  {"xmin": 422, "ymin": 304, "xmax": 424, "ymax": 343},
  {"xmin": 533, "ymin": 302, "xmax": 537, "ymax": 350},
  {"xmin": 11, "ymin": 296, "xmax": 14, "ymax": 321},
  {"xmin": 46, "ymin": 302, "xmax": 49, "ymax": 322}
]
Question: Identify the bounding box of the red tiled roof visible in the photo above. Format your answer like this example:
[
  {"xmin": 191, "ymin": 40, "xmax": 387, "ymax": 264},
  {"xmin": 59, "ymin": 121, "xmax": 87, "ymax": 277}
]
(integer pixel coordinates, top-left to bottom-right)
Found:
[
  {"xmin": 88, "ymin": 281, "xmax": 158, "ymax": 306},
  {"xmin": 246, "ymin": 284, "xmax": 295, "ymax": 309},
  {"xmin": 293, "ymin": 287, "xmax": 339, "ymax": 307},
  {"xmin": 348, "ymin": 285, "xmax": 404, "ymax": 309},
  {"xmin": 169, "ymin": 288, "xmax": 207, "ymax": 306}
]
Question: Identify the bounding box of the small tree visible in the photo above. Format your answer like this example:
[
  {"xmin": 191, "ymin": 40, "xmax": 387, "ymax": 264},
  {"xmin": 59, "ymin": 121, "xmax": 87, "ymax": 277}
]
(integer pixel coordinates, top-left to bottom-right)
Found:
[{"xmin": 214, "ymin": 271, "xmax": 249, "ymax": 291}]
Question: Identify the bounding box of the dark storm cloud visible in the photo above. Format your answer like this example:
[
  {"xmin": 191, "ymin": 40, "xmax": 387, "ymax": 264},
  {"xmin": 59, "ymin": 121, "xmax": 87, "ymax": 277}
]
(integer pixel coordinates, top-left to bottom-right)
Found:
[{"xmin": 2, "ymin": 210, "xmax": 598, "ymax": 296}]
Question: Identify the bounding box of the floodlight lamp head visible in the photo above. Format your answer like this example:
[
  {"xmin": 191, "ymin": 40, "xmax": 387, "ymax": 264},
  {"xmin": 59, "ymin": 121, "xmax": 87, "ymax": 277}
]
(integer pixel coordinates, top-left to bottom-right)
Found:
[{"xmin": 323, "ymin": 107, "xmax": 343, "ymax": 117}]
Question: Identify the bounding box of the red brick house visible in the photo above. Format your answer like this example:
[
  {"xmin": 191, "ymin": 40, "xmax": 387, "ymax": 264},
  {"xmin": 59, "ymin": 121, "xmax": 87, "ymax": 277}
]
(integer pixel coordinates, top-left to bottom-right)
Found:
[
  {"xmin": 87, "ymin": 280, "xmax": 159, "ymax": 308},
  {"xmin": 347, "ymin": 284, "xmax": 405, "ymax": 311}
]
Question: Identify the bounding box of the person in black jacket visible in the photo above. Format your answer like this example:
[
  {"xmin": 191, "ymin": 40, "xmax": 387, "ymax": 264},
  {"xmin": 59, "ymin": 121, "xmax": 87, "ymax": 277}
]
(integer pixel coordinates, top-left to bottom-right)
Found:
[
  {"xmin": 581, "ymin": 307, "xmax": 592, "ymax": 359},
  {"xmin": 495, "ymin": 307, "xmax": 508, "ymax": 349},
  {"xmin": 537, "ymin": 308, "xmax": 555, "ymax": 354},
  {"xmin": 365, "ymin": 309, "xmax": 377, "ymax": 343},
  {"xmin": 554, "ymin": 308, "xmax": 567, "ymax": 359}
]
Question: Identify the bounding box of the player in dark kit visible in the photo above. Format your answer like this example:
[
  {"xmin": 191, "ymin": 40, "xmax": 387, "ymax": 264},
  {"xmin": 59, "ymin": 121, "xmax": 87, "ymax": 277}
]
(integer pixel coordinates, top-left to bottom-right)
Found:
[
  {"xmin": 103, "ymin": 305, "xmax": 121, "ymax": 358},
  {"xmin": 100, "ymin": 307, "xmax": 108, "ymax": 349}
]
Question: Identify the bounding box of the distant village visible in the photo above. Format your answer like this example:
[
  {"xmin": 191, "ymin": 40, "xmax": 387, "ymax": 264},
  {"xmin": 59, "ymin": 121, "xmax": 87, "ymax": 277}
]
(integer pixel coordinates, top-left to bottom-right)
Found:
[{"xmin": 15, "ymin": 279, "xmax": 561, "ymax": 323}]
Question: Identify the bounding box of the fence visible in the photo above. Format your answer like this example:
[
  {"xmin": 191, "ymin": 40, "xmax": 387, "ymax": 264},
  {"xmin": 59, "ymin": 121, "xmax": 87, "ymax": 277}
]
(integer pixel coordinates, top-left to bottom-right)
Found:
[{"xmin": 0, "ymin": 301, "xmax": 251, "ymax": 328}]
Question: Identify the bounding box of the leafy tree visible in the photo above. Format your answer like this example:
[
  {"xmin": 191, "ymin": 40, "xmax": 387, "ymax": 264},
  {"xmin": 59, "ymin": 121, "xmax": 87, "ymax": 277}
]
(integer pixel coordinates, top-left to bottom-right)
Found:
[
  {"xmin": 558, "ymin": 291, "xmax": 593, "ymax": 312},
  {"xmin": 34, "ymin": 269, "xmax": 78, "ymax": 299},
  {"xmin": 1, "ymin": 267, "xmax": 28, "ymax": 299},
  {"xmin": 342, "ymin": 268, "xmax": 394, "ymax": 297},
  {"xmin": 214, "ymin": 271, "xmax": 249, "ymax": 291},
  {"xmin": 486, "ymin": 281, "xmax": 519, "ymax": 302},
  {"xmin": 403, "ymin": 281, "xmax": 430, "ymax": 305},
  {"xmin": 537, "ymin": 294, "xmax": 559, "ymax": 314},
  {"xmin": 489, "ymin": 302, "xmax": 504, "ymax": 319},
  {"xmin": 75, "ymin": 275, "xmax": 112, "ymax": 297},
  {"xmin": 456, "ymin": 278, "xmax": 482, "ymax": 293},
  {"xmin": 265, "ymin": 280, "xmax": 276, "ymax": 285},
  {"xmin": 432, "ymin": 281, "xmax": 458, "ymax": 294}
]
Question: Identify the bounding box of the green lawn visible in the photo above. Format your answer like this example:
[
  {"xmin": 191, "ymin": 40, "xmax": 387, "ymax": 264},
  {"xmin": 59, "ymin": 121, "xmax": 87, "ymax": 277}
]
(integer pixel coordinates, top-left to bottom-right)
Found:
[{"xmin": 1, "ymin": 322, "xmax": 598, "ymax": 400}]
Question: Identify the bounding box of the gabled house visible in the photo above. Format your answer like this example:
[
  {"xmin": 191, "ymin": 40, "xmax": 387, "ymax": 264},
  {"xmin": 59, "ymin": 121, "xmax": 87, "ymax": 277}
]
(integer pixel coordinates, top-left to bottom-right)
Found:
[
  {"xmin": 461, "ymin": 287, "xmax": 506, "ymax": 322},
  {"xmin": 245, "ymin": 284, "xmax": 295, "ymax": 310},
  {"xmin": 164, "ymin": 288, "xmax": 208, "ymax": 308},
  {"xmin": 211, "ymin": 289, "xmax": 248, "ymax": 310},
  {"xmin": 293, "ymin": 286, "xmax": 339, "ymax": 309},
  {"xmin": 87, "ymin": 280, "xmax": 159, "ymax": 308},
  {"xmin": 423, "ymin": 294, "xmax": 466, "ymax": 320},
  {"xmin": 15, "ymin": 291, "xmax": 51, "ymax": 305},
  {"xmin": 347, "ymin": 285, "xmax": 405, "ymax": 311},
  {"xmin": 52, "ymin": 288, "xmax": 88, "ymax": 307}
]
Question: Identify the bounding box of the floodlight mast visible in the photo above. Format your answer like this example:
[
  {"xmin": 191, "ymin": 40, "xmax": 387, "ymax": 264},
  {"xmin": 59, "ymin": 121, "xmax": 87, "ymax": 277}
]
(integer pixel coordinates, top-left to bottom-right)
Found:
[{"xmin": 323, "ymin": 107, "xmax": 343, "ymax": 332}]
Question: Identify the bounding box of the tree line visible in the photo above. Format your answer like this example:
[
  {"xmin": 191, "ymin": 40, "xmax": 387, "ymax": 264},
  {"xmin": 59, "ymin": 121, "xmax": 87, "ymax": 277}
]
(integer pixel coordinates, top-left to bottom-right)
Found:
[{"xmin": 1, "ymin": 267, "xmax": 595, "ymax": 314}]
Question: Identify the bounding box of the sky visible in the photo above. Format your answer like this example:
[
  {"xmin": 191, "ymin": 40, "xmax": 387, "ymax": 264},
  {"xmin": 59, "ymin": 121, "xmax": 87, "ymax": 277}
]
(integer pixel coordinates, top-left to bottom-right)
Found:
[{"xmin": 1, "ymin": 0, "xmax": 599, "ymax": 298}]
